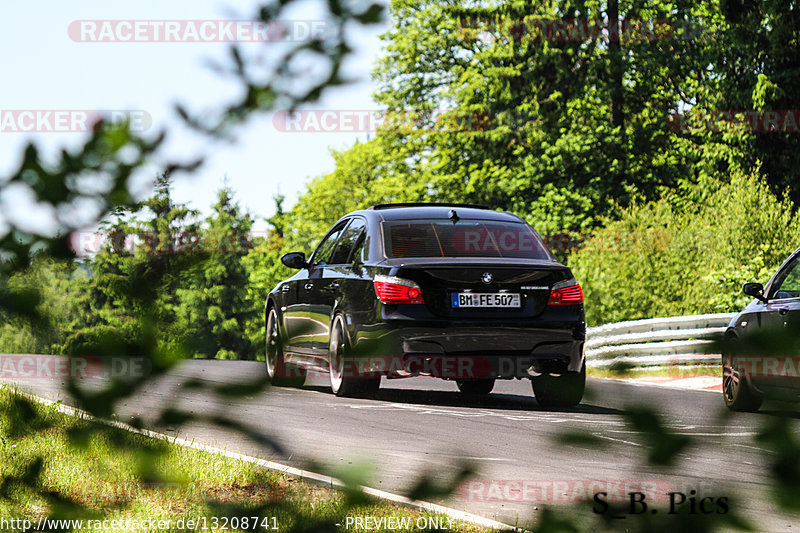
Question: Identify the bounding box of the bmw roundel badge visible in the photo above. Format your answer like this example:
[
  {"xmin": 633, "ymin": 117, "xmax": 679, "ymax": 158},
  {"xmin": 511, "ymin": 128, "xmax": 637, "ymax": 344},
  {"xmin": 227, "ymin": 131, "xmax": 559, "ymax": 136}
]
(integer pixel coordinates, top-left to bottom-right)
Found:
[{"xmin": 481, "ymin": 272, "xmax": 493, "ymax": 284}]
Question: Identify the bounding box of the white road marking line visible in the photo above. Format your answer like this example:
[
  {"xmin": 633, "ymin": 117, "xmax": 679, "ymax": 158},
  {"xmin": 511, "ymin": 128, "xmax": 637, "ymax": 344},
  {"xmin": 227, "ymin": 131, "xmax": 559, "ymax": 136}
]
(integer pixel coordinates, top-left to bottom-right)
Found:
[
  {"xmin": 671, "ymin": 432, "xmax": 758, "ymax": 437},
  {"xmin": 590, "ymin": 434, "xmax": 643, "ymax": 447},
  {"xmin": 605, "ymin": 428, "xmax": 758, "ymax": 438},
  {"xmin": 731, "ymin": 443, "xmax": 770, "ymax": 452},
  {"xmin": 332, "ymin": 402, "xmax": 623, "ymax": 423},
  {"xmin": 384, "ymin": 451, "xmax": 512, "ymax": 462}
]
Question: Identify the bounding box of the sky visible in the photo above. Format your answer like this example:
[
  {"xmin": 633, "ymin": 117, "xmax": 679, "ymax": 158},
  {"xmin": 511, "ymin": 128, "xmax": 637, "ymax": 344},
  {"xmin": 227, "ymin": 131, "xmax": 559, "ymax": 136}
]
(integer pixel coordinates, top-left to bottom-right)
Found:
[{"xmin": 0, "ymin": 0, "xmax": 390, "ymax": 233}]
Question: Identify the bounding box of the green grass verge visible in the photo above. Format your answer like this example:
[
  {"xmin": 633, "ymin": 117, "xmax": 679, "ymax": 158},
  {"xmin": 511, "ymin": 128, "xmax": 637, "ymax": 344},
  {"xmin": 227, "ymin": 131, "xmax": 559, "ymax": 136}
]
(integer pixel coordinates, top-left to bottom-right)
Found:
[{"xmin": 0, "ymin": 386, "xmax": 498, "ymax": 532}]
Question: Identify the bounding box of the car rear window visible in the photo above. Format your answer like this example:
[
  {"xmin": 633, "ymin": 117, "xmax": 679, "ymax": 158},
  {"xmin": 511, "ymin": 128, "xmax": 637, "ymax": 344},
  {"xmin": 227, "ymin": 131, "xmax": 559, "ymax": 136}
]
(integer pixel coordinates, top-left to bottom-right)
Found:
[{"xmin": 382, "ymin": 220, "xmax": 552, "ymax": 259}]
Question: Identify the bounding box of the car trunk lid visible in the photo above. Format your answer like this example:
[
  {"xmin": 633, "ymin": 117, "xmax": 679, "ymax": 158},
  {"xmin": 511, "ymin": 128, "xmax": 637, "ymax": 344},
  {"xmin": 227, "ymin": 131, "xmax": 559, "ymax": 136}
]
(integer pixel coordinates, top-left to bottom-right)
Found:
[{"xmin": 380, "ymin": 259, "xmax": 573, "ymax": 318}]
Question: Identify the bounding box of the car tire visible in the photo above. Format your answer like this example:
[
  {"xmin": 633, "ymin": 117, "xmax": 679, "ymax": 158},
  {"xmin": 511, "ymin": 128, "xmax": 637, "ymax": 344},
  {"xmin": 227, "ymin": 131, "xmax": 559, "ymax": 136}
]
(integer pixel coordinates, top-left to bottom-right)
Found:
[
  {"xmin": 722, "ymin": 341, "xmax": 762, "ymax": 412},
  {"xmin": 531, "ymin": 363, "xmax": 585, "ymax": 408},
  {"xmin": 456, "ymin": 379, "xmax": 495, "ymax": 394},
  {"xmin": 265, "ymin": 308, "xmax": 306, "ymax": 387},
  {"xmin": 329, "ymin": 315, "xmax": 380, "ymax": 398}
]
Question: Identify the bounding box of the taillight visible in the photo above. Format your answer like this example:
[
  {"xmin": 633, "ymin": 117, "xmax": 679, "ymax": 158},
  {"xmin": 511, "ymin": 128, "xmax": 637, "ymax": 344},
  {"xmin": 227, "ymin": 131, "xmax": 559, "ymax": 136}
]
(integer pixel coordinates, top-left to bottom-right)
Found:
[
  {"xmin": 547, "ymin": 282, "xmax": 583, "ymax": 305},
  {"xmin": 373, "ymin": 275, "xmax": 425, "ymax": 304}
]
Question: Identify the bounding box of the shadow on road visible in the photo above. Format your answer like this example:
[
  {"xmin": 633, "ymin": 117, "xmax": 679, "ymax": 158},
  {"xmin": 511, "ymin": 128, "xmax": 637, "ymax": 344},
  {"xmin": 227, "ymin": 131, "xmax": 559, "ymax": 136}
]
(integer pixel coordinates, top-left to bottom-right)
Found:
[{"xmin": 300, "ymin": 384, "xmax": 622, "ymax": 415}]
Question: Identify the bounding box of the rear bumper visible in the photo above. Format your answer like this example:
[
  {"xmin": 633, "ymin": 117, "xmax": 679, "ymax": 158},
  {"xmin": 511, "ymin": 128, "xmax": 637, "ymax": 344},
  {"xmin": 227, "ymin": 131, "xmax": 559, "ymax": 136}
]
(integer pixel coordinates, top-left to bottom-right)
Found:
[{"xmin": 350, "ymin": 321, "xmax": 585, "ymax": 379}]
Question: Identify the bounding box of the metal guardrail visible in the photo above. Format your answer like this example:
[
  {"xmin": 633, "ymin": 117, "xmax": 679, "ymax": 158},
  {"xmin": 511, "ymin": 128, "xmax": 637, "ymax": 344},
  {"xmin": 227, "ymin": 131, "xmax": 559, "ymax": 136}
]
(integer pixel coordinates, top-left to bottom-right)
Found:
[{"xmin": 585, "ymin": 313, "xmax": 736, "ymax": 368}]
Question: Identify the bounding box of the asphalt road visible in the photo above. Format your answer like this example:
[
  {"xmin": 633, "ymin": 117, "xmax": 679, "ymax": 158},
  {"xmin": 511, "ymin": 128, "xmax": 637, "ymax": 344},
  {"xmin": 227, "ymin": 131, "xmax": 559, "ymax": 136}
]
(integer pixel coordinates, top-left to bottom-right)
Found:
[{"xmin": 3, "ymin": 358, "xmax": 799, "ymax": 531}]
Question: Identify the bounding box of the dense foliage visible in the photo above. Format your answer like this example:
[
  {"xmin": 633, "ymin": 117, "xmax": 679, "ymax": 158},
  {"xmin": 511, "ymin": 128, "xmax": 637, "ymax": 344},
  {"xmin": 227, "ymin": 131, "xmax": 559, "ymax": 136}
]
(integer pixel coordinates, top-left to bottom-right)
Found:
[
  {"xmin": 2, "ymin": 1, "xmax": 800, "ymax": 531},
  {"xmin": 571, "ymin": 169, "xmax": 800, "ymax": 325},
  {"xmin": 3, "ymin": 0, "xmax": 800, "ymax": 350},
  {"xmin": 364, "ymin": 0, "xmax": 800, "ymax": 233}
]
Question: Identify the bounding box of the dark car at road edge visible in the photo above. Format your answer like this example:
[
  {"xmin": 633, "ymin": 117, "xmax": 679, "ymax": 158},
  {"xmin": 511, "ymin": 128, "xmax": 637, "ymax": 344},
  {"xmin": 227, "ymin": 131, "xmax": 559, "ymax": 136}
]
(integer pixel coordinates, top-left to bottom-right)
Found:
[
  {"xmin": 265, "ymin": 203, "xmax": 586, "ymax": 407},
  {"xmin": 724, "ymin": 246, "xmax": 800, "ymax": 411}
]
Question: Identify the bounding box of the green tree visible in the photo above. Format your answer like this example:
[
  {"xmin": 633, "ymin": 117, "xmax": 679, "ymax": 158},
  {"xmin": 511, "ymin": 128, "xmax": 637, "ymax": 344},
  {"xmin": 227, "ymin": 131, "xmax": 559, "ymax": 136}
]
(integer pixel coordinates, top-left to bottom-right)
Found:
[
  {"xmin": 177, "ymin": 188, "xmax": 256, "ymax": 360},
  {"xmin": 0, "ymin": 257, "xmax": 88, "ymax": 354},
  {"xmin": 705, "ymin": 0, "xmax": 800, "ymax": 202},
  {"xmin": 62, "ymin": 174, "xmax": 202, "ymax": 356},
  {"xmin": 371, "ymin": 0, "xmax": 729, "ymax": 237}
]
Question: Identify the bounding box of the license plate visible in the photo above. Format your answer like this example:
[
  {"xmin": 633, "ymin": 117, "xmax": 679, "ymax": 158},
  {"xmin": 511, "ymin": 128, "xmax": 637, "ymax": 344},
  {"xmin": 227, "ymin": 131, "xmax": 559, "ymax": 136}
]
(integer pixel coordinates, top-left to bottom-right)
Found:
[{"xmin": 451, "ymin": 292, "xmax": 521, "ymax": 308}]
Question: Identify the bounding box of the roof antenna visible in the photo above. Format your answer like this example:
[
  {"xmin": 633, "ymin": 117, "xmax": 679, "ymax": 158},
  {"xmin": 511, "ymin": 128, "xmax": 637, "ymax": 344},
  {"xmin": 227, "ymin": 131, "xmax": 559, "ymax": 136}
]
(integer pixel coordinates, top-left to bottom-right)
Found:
[{"xmin": 449, "ymin": 209, "xmax": 460, "ymax": 223}]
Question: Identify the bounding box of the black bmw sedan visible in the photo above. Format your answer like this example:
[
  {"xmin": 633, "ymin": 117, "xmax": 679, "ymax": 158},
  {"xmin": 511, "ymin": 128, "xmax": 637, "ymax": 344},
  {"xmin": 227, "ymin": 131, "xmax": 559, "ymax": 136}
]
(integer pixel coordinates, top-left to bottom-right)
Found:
[
  {"xmin": 723, "ymin": 247, "xmax": 800, "ymax": 411},
  {"xmin": 265, "ymin": 203, "xmax": 586, "ymax": 406}
]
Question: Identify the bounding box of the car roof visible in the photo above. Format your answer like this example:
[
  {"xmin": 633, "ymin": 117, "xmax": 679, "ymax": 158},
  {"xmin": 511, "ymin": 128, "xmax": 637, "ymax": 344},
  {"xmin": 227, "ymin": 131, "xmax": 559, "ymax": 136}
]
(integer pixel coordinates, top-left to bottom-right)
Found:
[{"xmin": 350, "ymin": 203, "xmax": 524, "ymax": 222}]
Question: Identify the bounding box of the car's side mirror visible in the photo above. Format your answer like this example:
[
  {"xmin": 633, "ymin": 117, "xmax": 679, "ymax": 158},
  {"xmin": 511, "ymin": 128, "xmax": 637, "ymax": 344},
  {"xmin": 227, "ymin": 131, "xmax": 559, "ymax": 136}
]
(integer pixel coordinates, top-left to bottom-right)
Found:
[
  {"xmin": 743, "ymin": 282, "xmax": 767, "ymax": 303},
  {"xmin": 281, "ymin": 252, "xmax": 307, "ymax": 270}
]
